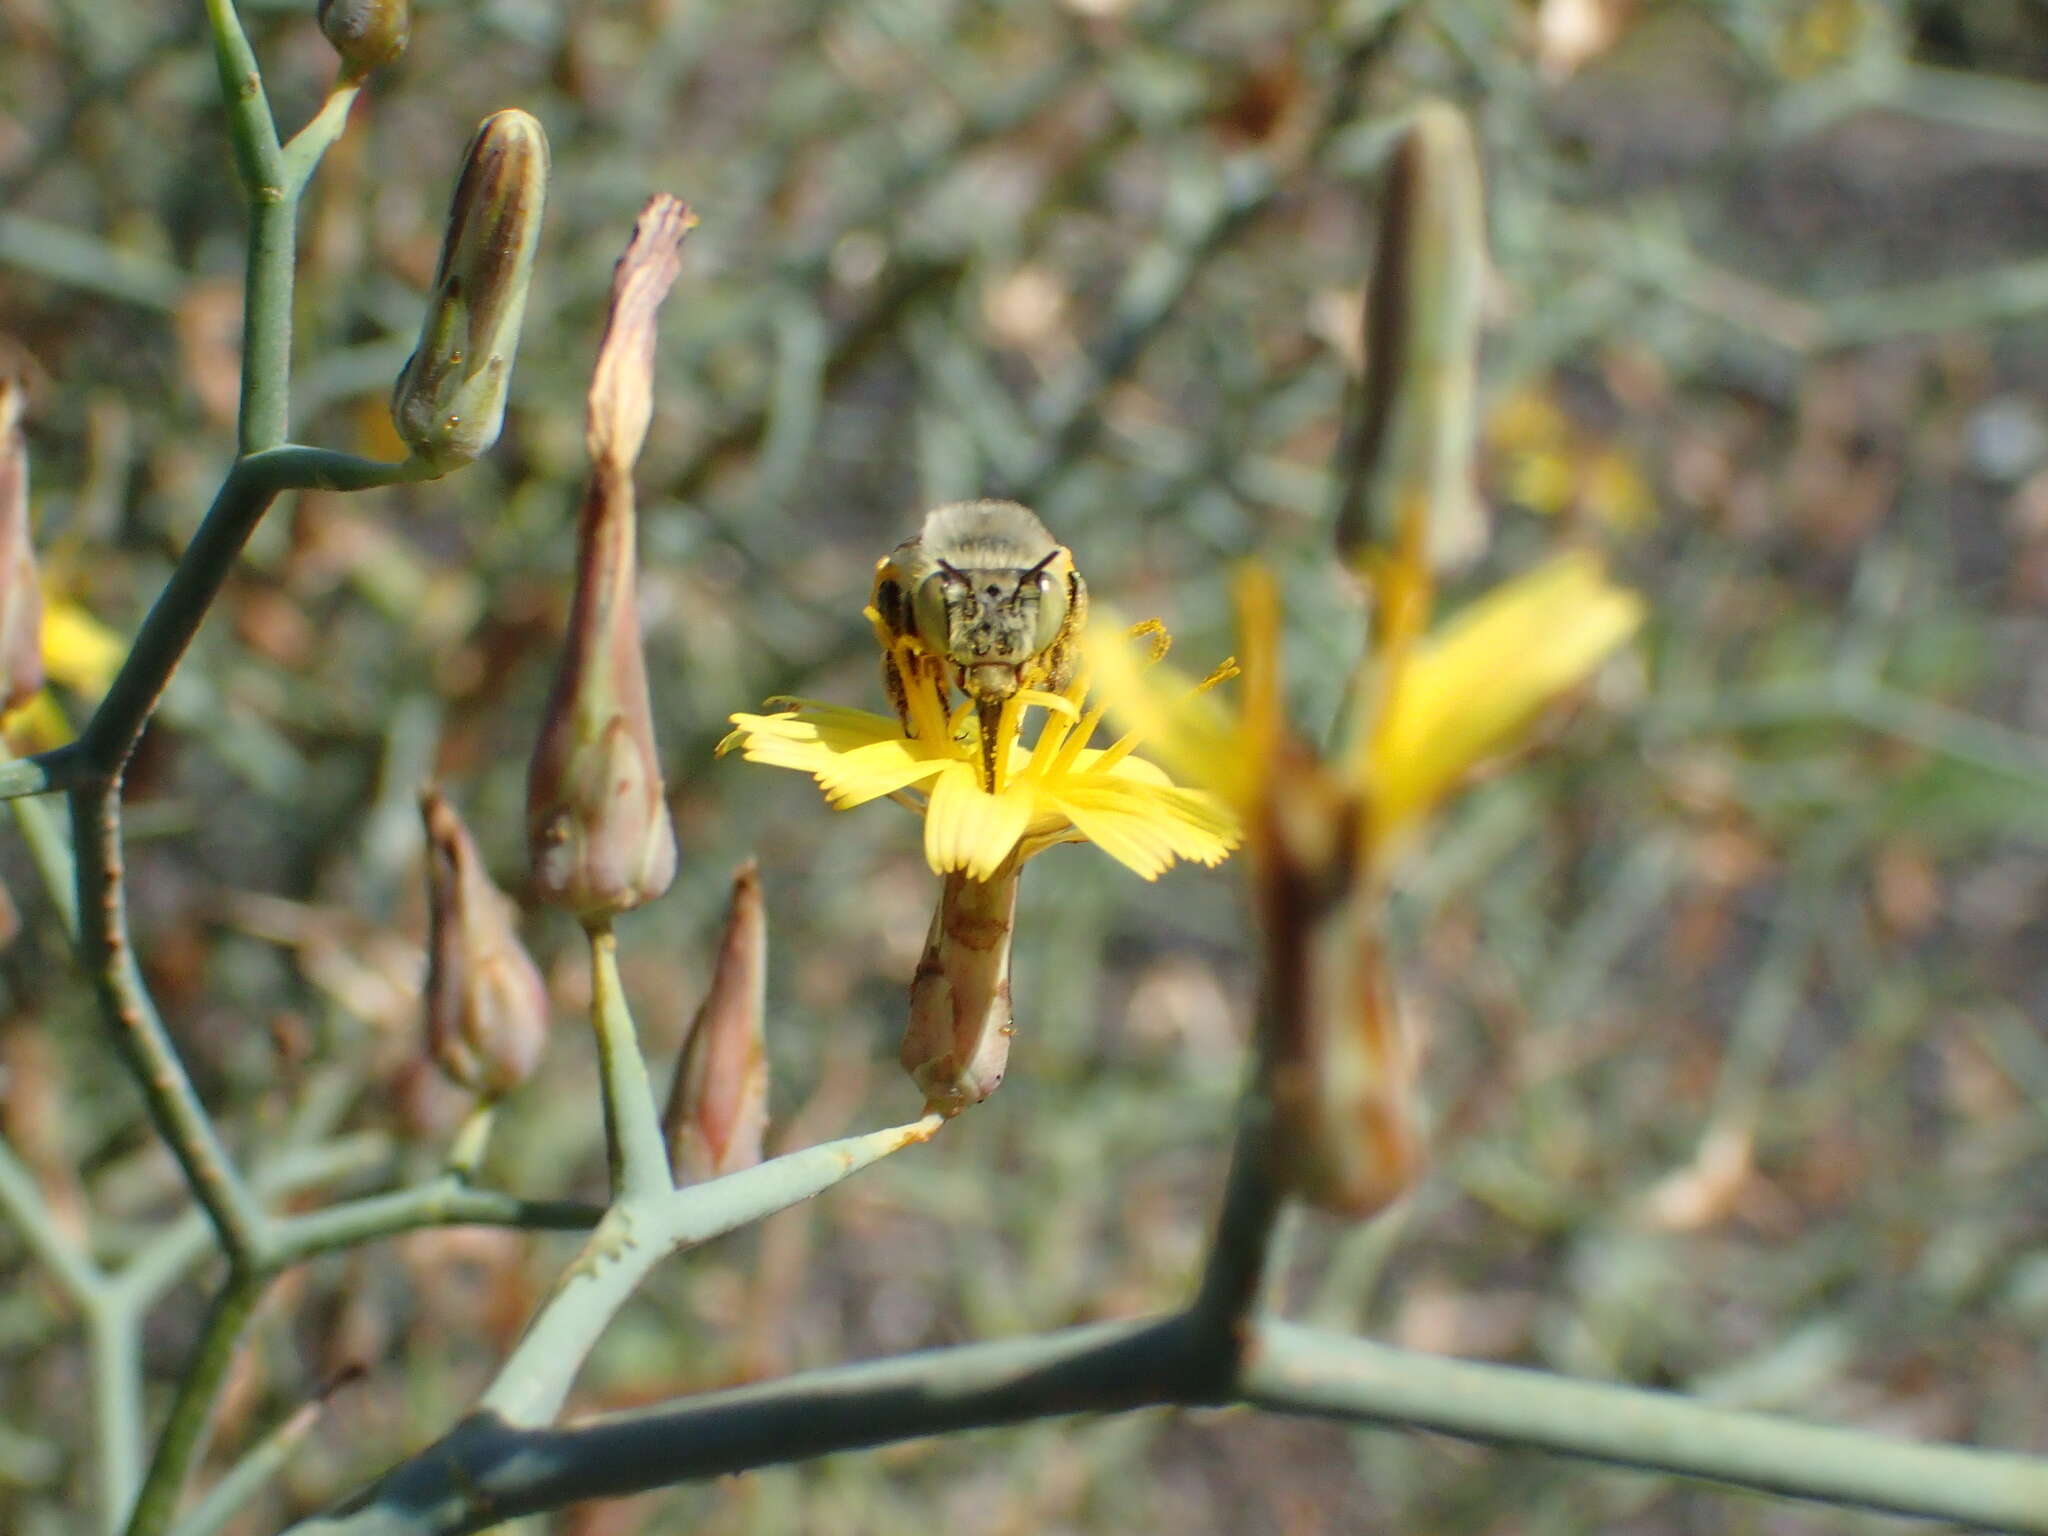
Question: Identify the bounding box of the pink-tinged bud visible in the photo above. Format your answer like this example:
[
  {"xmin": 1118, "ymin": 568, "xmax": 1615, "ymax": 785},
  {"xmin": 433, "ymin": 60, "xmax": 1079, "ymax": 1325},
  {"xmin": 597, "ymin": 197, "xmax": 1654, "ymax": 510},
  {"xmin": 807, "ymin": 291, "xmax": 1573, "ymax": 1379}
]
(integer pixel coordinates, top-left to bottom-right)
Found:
[
  {"xmin": 1252, "ymin": 753, "xmax": 1421, "ymax": 1218},
  {"xmin": 0, "ymin": 378, "xmax": 43, "ymax": 716},
  {"xmin": 901, "ymin": 862, "xmax": 1018, "ymax": 1115},
  {"xmin": 317, "ymin": 0, "xmax": 410, "ymax": 77},
  {"xmin": 421, "ymin": 788, "xmax": 549, "ymax": 1098},
  {"xmin": 391, "ymin": 110, "xmax": 548, "ymax": 472},
  {"xmin": 527, "ymin": 197, "xmax": 696, "ymax": 921},
  {"xmin": 662, "ymin": 860, "xmax": 769, "ymax": 1182}
]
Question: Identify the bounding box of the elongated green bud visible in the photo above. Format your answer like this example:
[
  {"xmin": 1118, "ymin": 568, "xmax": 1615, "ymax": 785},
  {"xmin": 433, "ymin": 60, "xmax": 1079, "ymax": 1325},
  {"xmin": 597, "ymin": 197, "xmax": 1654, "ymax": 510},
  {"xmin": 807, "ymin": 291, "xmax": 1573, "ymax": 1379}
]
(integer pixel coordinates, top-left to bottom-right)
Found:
[
  {"xmin": 392, "ymin": 109, "xmax": 548, "ymax": 472},
  {"xmin": 901, "ymin": 861, "xmax": 1018, "ymax": 1115},
  {"xmin": 1334, "ymin": 100, "xmax": 1488, "ymax": 581},
  {"xmin": 663, "ymin": 861, "xmax": 769, "ymax": 1182},
  {"xmin": 422, "ymin": 788, "xmax": 550, "ymax": 1099},
  {"xmin": 0, "ymin": 377, "xmax": 44, "ymax": 717},
  {"xmin": 527, "ymin": 196, "xmax": 694, "ymax": 919},
  {"xmin": 317, "ymin": 0, "xmax": 410, "ymax": 77}
]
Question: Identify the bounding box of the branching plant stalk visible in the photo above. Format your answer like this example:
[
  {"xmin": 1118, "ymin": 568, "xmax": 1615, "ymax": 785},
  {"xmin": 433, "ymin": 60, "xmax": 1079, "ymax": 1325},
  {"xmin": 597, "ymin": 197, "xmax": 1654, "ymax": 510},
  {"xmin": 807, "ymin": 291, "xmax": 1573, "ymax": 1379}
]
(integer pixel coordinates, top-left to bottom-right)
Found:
[
  {"xmin": 122, "ymin": 1272, "xmax": 265, "ymax": 1536},
  {"xmin": 70, "ymin": 781, "xmax": 269, "ymax": 1264},
  {"xmin": 477, "ymin": 1115, "xmax": 941, "ymax": 1429}
]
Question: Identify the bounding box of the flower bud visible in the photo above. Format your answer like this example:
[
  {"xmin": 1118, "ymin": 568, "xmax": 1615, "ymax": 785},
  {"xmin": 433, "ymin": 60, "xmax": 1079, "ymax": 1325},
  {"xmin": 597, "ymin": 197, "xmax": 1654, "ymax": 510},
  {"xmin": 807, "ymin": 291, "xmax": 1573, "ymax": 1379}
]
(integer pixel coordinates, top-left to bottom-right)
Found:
[
  {"xmin": 1334, "ymin": 100, "xmax": 1488, "ymax": 584},
  {"xmin": 421, "ymin": 788, "xmax": 549, "ymax": 1098},
  {"xmin": 317, "ymin": 0, "xmax": 410, "ymax": 78},
  {"xmin": 662, "ymin": 860, "xmax": 769, "ymax": 1182},
  {"xmin": 527, "ymin": 197, "xmax": 694, "ymax": 920},
  {"xmin": 901, "ymin": 862, "xmax": 1019, "ymax": 1115},
  {"xmin": 0, "ymin": 377, "xmax": 44, "ymax": 717},
  {"xmin": 391, "ymin": 109, "xmax": 548, "ymax": 472},
  {"xmin": 1252, "ymin": 752, "xmax": 1421, "ymax": 1219}
]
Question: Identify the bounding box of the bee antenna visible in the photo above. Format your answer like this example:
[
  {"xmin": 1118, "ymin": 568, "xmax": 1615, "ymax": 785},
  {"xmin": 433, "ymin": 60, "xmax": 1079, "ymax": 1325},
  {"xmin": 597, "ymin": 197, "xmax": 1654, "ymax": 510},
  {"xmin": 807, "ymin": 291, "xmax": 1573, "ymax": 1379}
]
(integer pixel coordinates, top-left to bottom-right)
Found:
[{"xmin": 1023, "ymin": 550, "xmax": 1060, "ymax": 578}]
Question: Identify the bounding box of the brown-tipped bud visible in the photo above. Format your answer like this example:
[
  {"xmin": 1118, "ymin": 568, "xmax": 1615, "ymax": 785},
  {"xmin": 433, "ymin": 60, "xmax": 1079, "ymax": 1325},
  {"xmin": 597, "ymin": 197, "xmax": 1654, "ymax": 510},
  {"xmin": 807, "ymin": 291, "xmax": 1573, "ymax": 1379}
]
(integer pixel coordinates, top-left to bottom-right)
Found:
[
  {"xmin": 901, "ymin": 864, "xmax": 1018, "ymax": 1115},
  {"xmin": 317, "ymin": 0, "xmax": 410, "ymax": 77},
  {"xmin": 527, "ymin": 197, "xmax": 694, "ymax": 920},
  {"xmin": 662, "ymin": 860, "xmax": 769, "ymax": 1182},
  {"xmin": 0, "ymin": 378, "xmax": 43, "ymax": 716},
  {"xmin": 1334, "ymin": 100, "xmax": 1488, "ymax": 581},
  {"xmin": 391, "ymin": 109, "xmax": 548, "ymax": 472},
  {"xmin": 1253, "ymin": 757, "xmax": 1421, "ymax": 1218},
  {"xmin": 422, "ymin": 788, "xmax": 550, "ymax": 1098}
]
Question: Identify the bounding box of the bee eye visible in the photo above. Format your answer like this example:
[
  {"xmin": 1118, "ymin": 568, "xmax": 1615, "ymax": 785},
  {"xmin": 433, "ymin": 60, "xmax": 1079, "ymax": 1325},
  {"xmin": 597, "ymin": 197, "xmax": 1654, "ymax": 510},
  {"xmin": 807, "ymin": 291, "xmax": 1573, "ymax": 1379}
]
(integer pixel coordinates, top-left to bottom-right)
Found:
[{"xmin": 1030, "ymin": 570, "xmax": 1070, "ymax": 652}]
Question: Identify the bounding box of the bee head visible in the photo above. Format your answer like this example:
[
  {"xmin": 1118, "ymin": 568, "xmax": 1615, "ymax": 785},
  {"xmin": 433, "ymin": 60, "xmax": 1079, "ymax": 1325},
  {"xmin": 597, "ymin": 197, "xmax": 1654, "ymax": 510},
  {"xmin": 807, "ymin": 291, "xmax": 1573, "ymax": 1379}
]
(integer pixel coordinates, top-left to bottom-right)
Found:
[{"xmin": 912, "ymin": 549, "xmax": 1070, "ymax": 695}]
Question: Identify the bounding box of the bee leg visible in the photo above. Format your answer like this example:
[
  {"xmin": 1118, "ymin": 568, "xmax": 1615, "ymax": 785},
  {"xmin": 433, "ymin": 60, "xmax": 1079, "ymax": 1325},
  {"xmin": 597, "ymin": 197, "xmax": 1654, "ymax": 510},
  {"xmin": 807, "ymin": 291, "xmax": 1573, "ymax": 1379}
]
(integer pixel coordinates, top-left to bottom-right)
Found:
[{"xmin": 883, "ymin": 651, "xmax": 912, "ymax": 731}]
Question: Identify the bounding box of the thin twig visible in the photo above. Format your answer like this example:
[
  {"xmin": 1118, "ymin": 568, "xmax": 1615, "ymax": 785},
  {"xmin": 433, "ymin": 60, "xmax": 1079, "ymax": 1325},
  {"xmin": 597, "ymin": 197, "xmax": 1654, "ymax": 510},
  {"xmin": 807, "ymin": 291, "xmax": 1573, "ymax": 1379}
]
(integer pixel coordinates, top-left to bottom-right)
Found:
[
  {"xmin": 123, "ymin": 1270, "xmax": 267, "ymax": 1536},
  {"xmin": 69, "ymin": 782, "xmax": 268, "ymax": 1265}
]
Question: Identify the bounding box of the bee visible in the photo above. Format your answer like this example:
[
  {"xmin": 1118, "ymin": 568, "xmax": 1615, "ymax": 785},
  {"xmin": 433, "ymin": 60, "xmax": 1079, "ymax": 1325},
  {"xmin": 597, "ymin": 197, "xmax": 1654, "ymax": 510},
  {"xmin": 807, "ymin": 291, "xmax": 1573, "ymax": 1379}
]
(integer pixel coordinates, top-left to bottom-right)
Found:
[{"xmin": 871, "ymin": 500, "xmax": 1089, "ymax": 787}]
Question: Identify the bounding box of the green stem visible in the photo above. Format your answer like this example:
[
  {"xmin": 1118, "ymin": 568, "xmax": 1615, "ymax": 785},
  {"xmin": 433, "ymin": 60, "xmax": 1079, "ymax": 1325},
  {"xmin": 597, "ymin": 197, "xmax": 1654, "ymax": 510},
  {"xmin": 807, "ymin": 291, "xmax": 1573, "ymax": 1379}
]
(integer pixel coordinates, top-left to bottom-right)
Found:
[
  {"xmin": 297, "ymin": 1316, "xmax": 1197, "ymax": 1536},
  {"xmin": 9, "ymin": 782, "xmax": 79, "ymax": 934},
  {"xmin": 0, "ymin": 1134, "xmax": 103, "ymax": 1305},
  {"xmin": 166, "ymin": 1383, "xmax": 347, "ymax": 1536},
  {"xmin": 284, "ymin": 1309, "xmax": 2048, "ymax": 1536},
  {"xmin": 265, "ymin": 1180, "xmax": 600, "ymax": 1265},
  {"xmin": 70, "ymin": 783, "xmax": 268, "ymax": 1264},
  {"xmin": 238, "ymin": 197, "xmax": 297, "ymax": 453},
  {"xmin": 1184, "ymin": 1112, "xmax": 1281, "ymax": 1378},
  {"xmin": 112, "ymin": 1134, "xmax": 395, "ymax": 1313},
  {"xmin": 445, "ymin": 1103, "xmax": 497, "ymax": 1182},
  {"xmin": 1239, "ymin": 1319, "xmax": 2048, "ymax": 1531},
  {"xmin": 281, "ymin": 81, "xmax": 362, "ymax": 197},
  {"xmin": 200, "ymin": 0, "xmax": 293, "ymax": 456},
  {"xmin": 123, "ymin": 1272, "xmax": 267, "ymax": 1536},
  {"xmin": 478, "ymin": 1116, "xmax": 939, "ymax": 1428},
  {"xmin": 199, "ymin": 0, "xmax": 283, "ymax": 196},
  {"xmin": 0, "ymin": 743, "xmax": 91, "ymax": 800},
  {"xmin": 584, "ymin": 922, "xmax": 673, "ymax": 1204},
  {"xmin": 79, "ymin": 447, "xmax": 425, "ymax": 779},
  {"xmin": 90, "ymin": 1304, "xmax": 146, "ymax": 1535}
]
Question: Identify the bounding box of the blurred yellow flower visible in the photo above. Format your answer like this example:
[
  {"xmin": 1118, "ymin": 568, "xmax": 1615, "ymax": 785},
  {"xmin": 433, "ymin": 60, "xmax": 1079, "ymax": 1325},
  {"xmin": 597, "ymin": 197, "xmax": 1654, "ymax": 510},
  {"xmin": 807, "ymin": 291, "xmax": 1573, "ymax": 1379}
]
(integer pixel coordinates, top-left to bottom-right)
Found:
[
  {"xmin": 1, "ymin": 592, "xmax": 124, "ymax": 749},
  {"xmin": 1487, "ymin": 382, "xmax": 1655, "ymax": 532},
  {"xmin": 722, "ymin": 616, "xmax": 1240, "ymax": 883},
  {"xmin": 42, "ymin": 595, "xmax": 123, "ymax": 698},
  {"xmin": 1087, "ymin": 553, "xmax": 1641, "ymax": 869}
]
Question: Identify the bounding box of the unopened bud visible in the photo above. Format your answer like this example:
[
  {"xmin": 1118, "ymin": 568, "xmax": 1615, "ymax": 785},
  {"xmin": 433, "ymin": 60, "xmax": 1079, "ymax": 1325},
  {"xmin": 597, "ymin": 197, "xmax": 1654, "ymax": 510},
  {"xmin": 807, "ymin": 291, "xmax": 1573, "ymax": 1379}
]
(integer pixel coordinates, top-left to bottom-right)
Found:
[
  {"xmin": 317, "ymin": 0, "xmax": 410, "ymax": 77},
  {"xmin": 528, "ymin": 197, "xmax": 694, "ymax": 920},
  {"xmin": 1334, "ymin": 100, "xmax": 1488, "ymax": 585},
  {"xmin": 422, "ymin": 788, "xmax": 549, "ymax": 1098},
  {"xmin": 391, "ymin": 109, "xmax": 548, "ymax": 472},
  {"xmin": 662, "ymin": 860, "xmax": 769, "ymax": 1182},
  {"xmin": 0, "ymin": 378, "xmax": 44, "ymax": 716},
  {"xmin": 901, "ymin": 863, "xmax": 1018, "ymax": 1115},
  {"xmin": 1252, "ymin": 756, "xmax": 1421, "ymax": 1218}
]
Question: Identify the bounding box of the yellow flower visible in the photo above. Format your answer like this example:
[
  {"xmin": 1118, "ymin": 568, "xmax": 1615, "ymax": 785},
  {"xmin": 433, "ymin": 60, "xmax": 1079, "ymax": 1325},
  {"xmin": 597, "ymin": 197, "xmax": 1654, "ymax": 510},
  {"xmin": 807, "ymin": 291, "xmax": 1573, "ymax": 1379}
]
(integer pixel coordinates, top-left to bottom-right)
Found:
[
  {"xmin": 722, "ymin": 617, "xmax": 1240, "ymax": 883},
  {"xmin": 1087, "ymin": 551, "xmax": 1642, "ymax": 869}
]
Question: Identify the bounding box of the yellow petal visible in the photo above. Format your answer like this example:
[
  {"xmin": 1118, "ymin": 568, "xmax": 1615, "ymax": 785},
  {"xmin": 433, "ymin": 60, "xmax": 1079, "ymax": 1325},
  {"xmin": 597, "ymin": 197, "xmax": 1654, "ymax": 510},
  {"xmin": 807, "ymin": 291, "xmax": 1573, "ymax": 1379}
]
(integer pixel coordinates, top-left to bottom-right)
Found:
[
  {"xmin": 815, "ymin": 736, "xmax": 950, "ymax": 808},
  {"xmin": 923, "ymin": 764, "xmax": 1032, "ymax": 880},
  {"xmin": 1366, "ymin": 551, "xmax": 1640, "ymax": 833},
  {"xmin": 1081, "ymin": 611, "xmax": 1249, "ymax": 808},
  {"xmin": 1043, "ymin": 779, "xmax": 1240, "ymax": 880}
]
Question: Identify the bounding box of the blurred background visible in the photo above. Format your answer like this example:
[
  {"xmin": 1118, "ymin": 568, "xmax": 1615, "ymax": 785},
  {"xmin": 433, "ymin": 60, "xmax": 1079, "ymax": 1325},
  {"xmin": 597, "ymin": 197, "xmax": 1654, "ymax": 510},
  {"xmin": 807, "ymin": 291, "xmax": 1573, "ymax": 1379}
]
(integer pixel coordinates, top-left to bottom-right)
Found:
[{"xmin": 3, "ymin": 0, "xmax": 2048, "ymax": 1530}]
